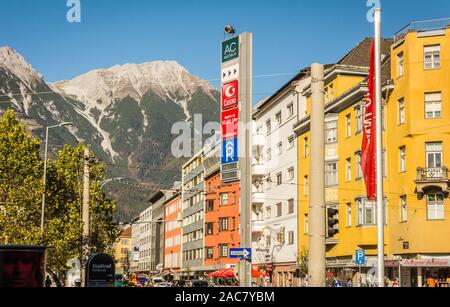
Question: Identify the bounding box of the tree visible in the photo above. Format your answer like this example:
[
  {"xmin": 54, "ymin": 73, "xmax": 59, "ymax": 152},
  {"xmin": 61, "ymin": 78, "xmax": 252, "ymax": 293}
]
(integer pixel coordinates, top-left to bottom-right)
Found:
[
  {"xmin": 0, "ymin": 109, "xmax": 43, "ymax": 244},
  {"xmin": 0, "ymin": 109, "xmax": 120, "ymax": 283},
  {"xmin": 296, "ymin": 248, "xmax": 309, "ymax": 287}
]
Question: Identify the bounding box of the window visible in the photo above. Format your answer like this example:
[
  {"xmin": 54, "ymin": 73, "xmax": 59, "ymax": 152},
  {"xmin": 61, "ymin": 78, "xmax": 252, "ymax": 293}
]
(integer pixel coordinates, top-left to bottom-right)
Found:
[
  {"xmin": 426, "ymin": 142, "xmax": 443, "ymax": 169},
  {"xmin": 400, "ymin": 196, "xmax": 407, "ymax": 222},
  {"xmin": 357, "ymin": 199, "xmax": 376, "ymax": 226},
  {"xmin": 232, "ymin": 217, "xmax": 236, "ymax": 231},
  {"xmin": 304, "ymin": 176, "xmax": 309, "ymax": 196},
  {"xmin": 277, "ymin": 173, "xmax": 282, "ymax": 186},
  {"xmin": 346, "ymin": 158, "xmax": 352, "ymax": 182},
  {"xmin": 425, "ymin": 92, "xmax": 442, "ymax": 119},
  {"xmin": 304, "ymin": 215, "xmax": 309, "ymax": 234},
  {"xmin": 219, "ymin": 218, "xmax": 229, "ymax": 231},
  {"xmin": 266, "ymin": 148, "xmax": 272, "ymax": 162},
  {"xmin": 356, "ymin": 106, "xmax": 364, "ymax": 134},
  {"xmin": 304, "ymin": 137, "xmax": 309, "ymax": 158},
  {"xmin": 206, "ymin": 247, "xmax": 214, "ymax": 259},
  {"xmin": 398, "ymin": 98, "xmax": 405, "ymax": 124},
  {"xmin": 219, "ymin": 245, "xmax": 228, "ymax": 258},
  {"xmin": 206, "ymin": 200, "xmax": 214, "ymax": 212},
  {"xmin": 399, "ymin": 146, "xmax": 406, "ymax": 173},
  {"xmin": 276, "ymin": 203, "xmax": 282, "ymax": 217},
  {"xmin": 427, "ymin": 194, "xmax": 444, "ymax": 220},
  {"xmin": 277, "ymin": 142, "xmax": 283, "ymax": 156},
  {"xmin": 325, "ymin": 162, "xmax": 338, "ymax": 187},
  {"xmin": 266, "ymin": 207, "xmax": 272, "ymax": 219},
  {"xmin": 276, "ymin": 112, "xmax": 282, "ymax": 126},
  {"xmin": 325, "ymin": 84, "xmax": 334, "ymax": 103},
  {"xmin": 424, "ymin": 45, "xmax": 441, "ymax": 70},
  {"xmin": 397, "ymin": 52, "xmax": 404, "ymax": 77},
  {"xmin": 325, "ymin": 121, "xmax": 338, "ymax": 144},
  {"xmin": 288, "ymin": 231, "xmax": 294, "ymax": 245},
  {"xmin": 266, "ymin": 177, "xmax": 272, "ymax": 190},
  {"xmin": 220, "ymin": 193, "xmax": 229, "ymax": 206},
  {"xmin": 277, "ymin": 228, "xmax": 285, "ymax": 244},
  {"xmin": 287, "ymin": 103, "xmax": 294, "ymax": 118},
  {"xmin": 356, "ymin": 152, "xmax": 362, "ymax": 179},
  {"xmin": 266, "ymin": 120, "xmax": 272, "ymax": 134},
  {"xmin": 347, "ymin": 203, "xmax": 352, "ymax": 227},
  {"xmin": 206, "ymin": 222, "xmax": 214, "ymax": 235},
  {"xmin": 288, "ymin": 136, "xmax": 295, "ymax": 150},
  {"xmin": 288, "ymin": 167, "xmax": 294, "ymax": 181},
  {"xmin": 346, "ymin": 114, "xmax": 351, "ymax": 138},
  {"xmin": 383, "ymin": 150, "xmax": 387, "ymax": 177},
  {"xmin": 288, "ymin": 199, "xmax": 294, "ymax": 214},
  {"xmin": 357, "ymin": 198, "xmax": 387, "ymax": 226},
  {"xmin": 266, "ymin": 236, "xmax": 271, "ymax": 248}
]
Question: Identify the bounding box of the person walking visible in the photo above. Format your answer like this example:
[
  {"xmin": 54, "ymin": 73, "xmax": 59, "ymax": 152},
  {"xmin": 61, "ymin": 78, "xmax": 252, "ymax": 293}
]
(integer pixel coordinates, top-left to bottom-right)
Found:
[{"xmin": 45, "ymin": 276, "xmax": 52, "ymax": 288}]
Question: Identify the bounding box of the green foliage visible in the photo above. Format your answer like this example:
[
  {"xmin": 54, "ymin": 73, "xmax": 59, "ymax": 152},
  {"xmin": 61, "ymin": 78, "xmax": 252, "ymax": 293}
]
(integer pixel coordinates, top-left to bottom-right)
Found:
[{"xmin": 0, "ymin": 109, "xmax": 120, "ymax": 283}]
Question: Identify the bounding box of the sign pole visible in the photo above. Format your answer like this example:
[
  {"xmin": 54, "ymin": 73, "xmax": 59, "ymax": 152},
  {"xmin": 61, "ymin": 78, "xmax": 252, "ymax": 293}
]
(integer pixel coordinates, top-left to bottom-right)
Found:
[{"xmin": 374, "ymin": 8, "xmax": 385, "ymax": 288}]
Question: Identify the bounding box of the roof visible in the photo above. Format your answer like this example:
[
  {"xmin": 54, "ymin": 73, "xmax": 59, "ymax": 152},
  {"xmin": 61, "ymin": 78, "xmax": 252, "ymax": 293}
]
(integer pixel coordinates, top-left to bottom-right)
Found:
[
  {"xmin": 338, "ymin": 37, "xmax": 393, "ymax": 67},
  {"xmin": 120, "ymin": 227, "xmax": 132, "ymax": 238}
]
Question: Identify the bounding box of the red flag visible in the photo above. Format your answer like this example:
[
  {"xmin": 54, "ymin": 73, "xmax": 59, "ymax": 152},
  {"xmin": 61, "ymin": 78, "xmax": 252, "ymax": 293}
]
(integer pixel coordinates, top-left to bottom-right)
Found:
[{"xmin": 361, "ymin": 41, "xmax": 376, "ymax": 200}]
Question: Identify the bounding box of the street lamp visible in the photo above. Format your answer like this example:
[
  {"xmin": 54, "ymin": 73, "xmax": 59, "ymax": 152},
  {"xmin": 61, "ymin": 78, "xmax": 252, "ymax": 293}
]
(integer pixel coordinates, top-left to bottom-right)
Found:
[{"xmin": 41, "ymin": 122, "xmax": 73, "ymax": 235}]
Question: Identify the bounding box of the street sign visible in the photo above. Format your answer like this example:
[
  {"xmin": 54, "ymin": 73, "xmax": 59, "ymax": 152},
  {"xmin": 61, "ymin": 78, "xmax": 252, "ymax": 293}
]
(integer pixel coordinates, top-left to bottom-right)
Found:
[
  {"xmin": 230, "ymin": 248, "xmax": 252, "ymax": 259},
  {"xmin": 86, "ymin": 253, "xmax": 115, "ymax": 287},
  {"xmin": 355, "ymin": 250, "xmax": 366, "ymax": 265},
  {"xmin": 222, "ymin": 80, "xmax": 239, "ymax": 110},
  {"xmin": 221, "ymin": 108, "xmax": 239, "ymax": 140},
  {"xmin": 222, "ymin": 36, "xmax": 239, "ymax": 63},
  {"xmin": 222, "ymin": 64, "xmax": 239, "ymax": 83},
  {"xmin": 221, "ymin": 138, "xmax": 238, "ymax": 165}
]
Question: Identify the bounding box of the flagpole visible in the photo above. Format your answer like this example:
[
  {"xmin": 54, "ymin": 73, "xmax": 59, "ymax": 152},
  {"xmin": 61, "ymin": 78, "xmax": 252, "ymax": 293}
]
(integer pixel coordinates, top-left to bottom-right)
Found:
[{"xmin": 374, "ymin": 8, "xmax": 385, "ymax": 287}]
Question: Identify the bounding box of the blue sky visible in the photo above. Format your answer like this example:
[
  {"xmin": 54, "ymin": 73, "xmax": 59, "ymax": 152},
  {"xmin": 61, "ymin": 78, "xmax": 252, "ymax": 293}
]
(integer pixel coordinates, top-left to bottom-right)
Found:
[{"xmin": 0, "ymin": 0, "xmax": 449, "ymax": 102}]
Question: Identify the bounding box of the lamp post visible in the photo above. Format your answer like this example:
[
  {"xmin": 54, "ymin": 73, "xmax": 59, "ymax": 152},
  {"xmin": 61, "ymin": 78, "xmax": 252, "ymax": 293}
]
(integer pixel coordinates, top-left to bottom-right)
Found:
[{"xmin": 41, "ymin": 122, "xmax": 73, "ymax": 235}]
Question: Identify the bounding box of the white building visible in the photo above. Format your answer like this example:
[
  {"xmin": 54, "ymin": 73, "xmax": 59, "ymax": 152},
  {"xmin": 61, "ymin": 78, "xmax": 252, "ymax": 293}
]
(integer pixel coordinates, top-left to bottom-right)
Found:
[
  {"xmin": 138, "ymin": 206, "xmax": 153, "ymax": 274},
  {"xmin": 130, "ymin": 216, "xmax": 141, "ymax": 273},
  {"xmin": 251, "ymin": 69, "xmax": 310, "ymax": 287}
]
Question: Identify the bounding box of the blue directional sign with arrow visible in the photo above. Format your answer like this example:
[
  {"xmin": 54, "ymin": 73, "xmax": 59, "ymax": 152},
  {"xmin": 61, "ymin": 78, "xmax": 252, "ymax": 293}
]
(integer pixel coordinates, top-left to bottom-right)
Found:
[{"xmin": 230, "ymin": 248, "xmax": 252, "ymax": 260}]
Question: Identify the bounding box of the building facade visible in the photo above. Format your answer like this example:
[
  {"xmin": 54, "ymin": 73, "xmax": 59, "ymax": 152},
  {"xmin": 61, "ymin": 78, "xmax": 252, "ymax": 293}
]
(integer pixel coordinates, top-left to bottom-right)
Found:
[
  {"xmin": 138, "ymin": 205, "xmax": 153, "ymax": 274},
  {"xmin": 251, "ymin": 70, "xmax": 310, "ymax": 287},
  {"xmin": 163, "ymin": 187, "xmax": 182, "ymax": 275},
  {"xmin": 295, "ymin": 19, "xmax": 450, "ymax": 287},
  {"xmin": 113, "ymin": 226, "xmax": 132, "ymax": 275},
  {"xmin": 181, "ymin": 150, "xmax": 205, "ymax": 277}
]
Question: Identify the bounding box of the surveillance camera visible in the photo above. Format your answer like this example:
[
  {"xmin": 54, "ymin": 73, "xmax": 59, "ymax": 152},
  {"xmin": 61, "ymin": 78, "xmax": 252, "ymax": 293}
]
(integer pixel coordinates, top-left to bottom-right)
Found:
[{"xmin": 224, "ymin": 25, "xmax": 235, "ymax": 34}]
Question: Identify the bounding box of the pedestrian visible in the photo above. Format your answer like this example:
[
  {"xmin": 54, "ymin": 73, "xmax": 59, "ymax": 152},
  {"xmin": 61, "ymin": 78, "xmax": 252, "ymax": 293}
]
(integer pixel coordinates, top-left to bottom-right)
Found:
[
  {"xmin": 333, "ymin": 277, "xmax": 342, "ymax": 287},
  {"xmin": 346, "ymin": 279, "xmax": 353, "ymax": 287},
  {"xmin": 45, "ymin": 276, "xmax": 52, "ymax": 288}
]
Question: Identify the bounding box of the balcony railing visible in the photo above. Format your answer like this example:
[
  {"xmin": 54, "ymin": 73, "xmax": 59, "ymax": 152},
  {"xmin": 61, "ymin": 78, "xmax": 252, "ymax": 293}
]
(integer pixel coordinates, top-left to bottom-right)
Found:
[
  {"xmin": 394, "ymin": 18, "xmax": 450, "ymax": 43},
  {"xmin": 416, "ymin": 167, "xmax": 448, "ymax": 181}
]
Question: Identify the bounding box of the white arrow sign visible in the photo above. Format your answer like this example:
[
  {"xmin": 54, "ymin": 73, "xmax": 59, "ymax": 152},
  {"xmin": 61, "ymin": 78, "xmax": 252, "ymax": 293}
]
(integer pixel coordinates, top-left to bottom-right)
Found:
[{"xmin": 221, "ymin": 64, "xmax": 239, "ymax": 83}]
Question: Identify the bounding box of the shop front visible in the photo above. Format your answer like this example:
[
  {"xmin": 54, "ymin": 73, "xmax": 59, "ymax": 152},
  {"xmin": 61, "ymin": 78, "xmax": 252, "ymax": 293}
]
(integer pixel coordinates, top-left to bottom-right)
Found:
[{"xmin": 399, "ymin": 256, "xmax": 450, "ymax": 287}]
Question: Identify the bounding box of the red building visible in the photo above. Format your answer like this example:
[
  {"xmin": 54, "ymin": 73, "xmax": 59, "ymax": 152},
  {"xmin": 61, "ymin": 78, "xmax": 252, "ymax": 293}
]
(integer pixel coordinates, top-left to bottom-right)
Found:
[
  {"xmin": 163, "ymin": 189, "xmax": 182, "ymax": 276},
  {"xmin": 204, "ymin": 170, "xmax": 240, "ymax": 272}
]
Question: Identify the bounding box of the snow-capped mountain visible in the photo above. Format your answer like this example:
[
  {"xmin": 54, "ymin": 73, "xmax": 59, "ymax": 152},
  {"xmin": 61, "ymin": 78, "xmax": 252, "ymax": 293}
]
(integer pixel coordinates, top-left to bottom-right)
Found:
[{"xmin": 0, "ymin": 47, "xmax": 220, "ymax": 219}]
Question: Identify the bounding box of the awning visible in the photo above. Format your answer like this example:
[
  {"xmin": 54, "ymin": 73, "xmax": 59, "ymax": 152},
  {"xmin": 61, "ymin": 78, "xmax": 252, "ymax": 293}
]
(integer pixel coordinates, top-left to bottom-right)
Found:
[{"xmin": 207, "ymin": 268, "xmax": 267, "ymax": 278}]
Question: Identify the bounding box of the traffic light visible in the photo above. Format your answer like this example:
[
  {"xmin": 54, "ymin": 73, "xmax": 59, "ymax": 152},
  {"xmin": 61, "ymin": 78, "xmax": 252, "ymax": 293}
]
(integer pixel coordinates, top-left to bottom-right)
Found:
[{"xmin": 327, "ymin": 207, "xmax": 339, "ymax": 238}]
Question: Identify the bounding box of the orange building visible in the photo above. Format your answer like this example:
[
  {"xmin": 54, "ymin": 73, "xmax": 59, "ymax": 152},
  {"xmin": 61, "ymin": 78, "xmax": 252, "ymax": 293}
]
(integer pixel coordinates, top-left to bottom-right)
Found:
[
  {"xmin": 204, "ymin": 170, "xmax": 241, "ymax": 272},
  {"xmin": 163, "ymin": 188, "xmax": 182, "ymax": 276}
]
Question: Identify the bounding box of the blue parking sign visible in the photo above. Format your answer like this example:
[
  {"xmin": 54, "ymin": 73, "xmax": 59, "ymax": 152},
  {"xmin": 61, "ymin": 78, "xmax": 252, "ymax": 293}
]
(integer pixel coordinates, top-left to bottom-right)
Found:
[
  {"xmin": 222, "ymin": 138, "xmax": 238, "ymax": 165},
  {"xmin": 355, "ymin": 250, "xmax": 365, "ymax": 265}
]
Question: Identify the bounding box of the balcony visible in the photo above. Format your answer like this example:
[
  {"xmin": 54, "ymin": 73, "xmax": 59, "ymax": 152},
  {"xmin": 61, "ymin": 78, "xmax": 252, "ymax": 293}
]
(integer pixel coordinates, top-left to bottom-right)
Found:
[
  {"xmin": 252, "ymin": 134, "xmax": 266, "ymax": 151},
  {"xmin": 415, "ymin": 167, "xmax": 450, "ymax": 199},
  {"xmin": 252, "ymin": 192, "xmax": 265, "ymax": 206},
  {"xmin": 252, "ymin": 220, "xmax": 264, "ymax": 233},
  {"xmin": 394, "ymin": 18, "xmax": 450, "ymax": 43},
  {"xmin": 252, "ymin": 163, "xmax": 266, "ymax": 180}
]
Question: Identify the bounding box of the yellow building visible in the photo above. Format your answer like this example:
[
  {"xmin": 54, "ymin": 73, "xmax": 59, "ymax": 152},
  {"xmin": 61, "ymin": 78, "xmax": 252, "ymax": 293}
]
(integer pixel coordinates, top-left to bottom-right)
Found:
[
  {"xmin": 113, "ymin": 226, "xmax": 132, "ymax": 275},
  {"xmin": 295, "ymin": 19, "xmax": 450, "ymax": 287}
]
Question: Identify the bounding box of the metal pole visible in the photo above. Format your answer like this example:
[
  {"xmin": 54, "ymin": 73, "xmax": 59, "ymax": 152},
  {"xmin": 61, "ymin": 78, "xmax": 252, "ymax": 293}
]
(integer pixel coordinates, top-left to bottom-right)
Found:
[
  {"xmin": 40, "ymin": 127, "xmax": 50, "ymax": 235},
  {"xmin": 374, "ymin": 8, "xmax": 385, "ymax": 288},
  {"xmin": 308, "ymin": 63, "xmax": 326, "ymax": 287},
  {"xmin": 82, "ymin": 147, "xmax": 90, "ymax": 287},
  {"xmin": 239, "ymin": 32, "xmax": 253, "ymax": 288}
]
